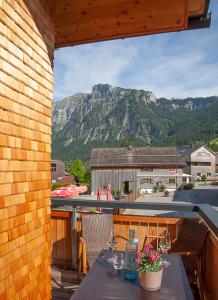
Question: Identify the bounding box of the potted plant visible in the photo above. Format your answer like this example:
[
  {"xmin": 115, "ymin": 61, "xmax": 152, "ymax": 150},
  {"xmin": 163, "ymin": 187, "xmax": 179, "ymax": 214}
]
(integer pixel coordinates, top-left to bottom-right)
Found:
[
  {"xmin": 152, "ymin": 186, "xmax": 158, "ymax": 193},
  {"xmin": 159, "ymin": 184, "xmax": 166, "ymax": 192},
  {"xmin": 163, "ymin": 190, "xmax": 169, "ymax": 197},
  {"xmin": 136, "ymin": 244, "xmax": 163, "ymax": 291}
]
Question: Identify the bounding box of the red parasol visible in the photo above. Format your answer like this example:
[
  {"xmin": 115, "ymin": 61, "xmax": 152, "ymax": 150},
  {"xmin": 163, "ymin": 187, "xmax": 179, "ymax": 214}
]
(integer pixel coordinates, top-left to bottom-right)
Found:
[
  {"xmin": 106, "ymin": 184, "xmax": 112, "ymax": 201},
  {"xmin": 51, "ymin": 184, "xmax": 87, "ymax": 198},
  {"xmin": 96, "ymin": 187, "xmax": 102, "ymax": 212}
]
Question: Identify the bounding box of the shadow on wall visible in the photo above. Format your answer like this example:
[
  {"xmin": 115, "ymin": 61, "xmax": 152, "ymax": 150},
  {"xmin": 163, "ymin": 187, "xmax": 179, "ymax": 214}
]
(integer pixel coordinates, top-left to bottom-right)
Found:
[{"xmin": 52, "ymin": 237, "xmax": 72, "ymax": 268}]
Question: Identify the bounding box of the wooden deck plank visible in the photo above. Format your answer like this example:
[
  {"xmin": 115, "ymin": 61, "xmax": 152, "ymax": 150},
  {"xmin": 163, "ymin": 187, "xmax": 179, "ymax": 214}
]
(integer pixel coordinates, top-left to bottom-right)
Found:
[{"xmin": 51, "ymin": 266, "xmax": 79, "ymax": 299}]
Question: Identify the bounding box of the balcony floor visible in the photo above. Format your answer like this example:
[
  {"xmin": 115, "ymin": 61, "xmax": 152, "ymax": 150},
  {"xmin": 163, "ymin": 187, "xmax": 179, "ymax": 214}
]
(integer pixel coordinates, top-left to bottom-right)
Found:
[{"xmin": 51, "ymin": 266, "xmax": 79, "ymax": 299}]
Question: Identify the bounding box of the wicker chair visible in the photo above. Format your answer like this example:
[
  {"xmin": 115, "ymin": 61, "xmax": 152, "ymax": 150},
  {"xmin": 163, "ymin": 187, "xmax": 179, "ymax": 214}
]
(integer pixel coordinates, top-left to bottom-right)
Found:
[
  {"xmin": 171, "ymin": 218, "xmax": 208, "ymax": 298},
  {"xmin": 78, "ymin": 214, "xmax": 113, "ymax": 279}
]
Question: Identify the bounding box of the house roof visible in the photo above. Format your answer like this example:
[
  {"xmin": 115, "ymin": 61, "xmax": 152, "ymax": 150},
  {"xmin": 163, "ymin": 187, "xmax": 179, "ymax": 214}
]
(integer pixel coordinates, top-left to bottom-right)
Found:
[
  {"xmin": 183, "ymin": 145, "xmax": 216, "ymax": 157},
  {"xmin": 51, "ymin": 159, "xmax": 65, "ymax": 164},
  {"xmin": 57, "ymin": 176, "xmax": 75, "ymax": 184},
  {"xmin": 90, "ymin": 147, "xmax": 186, "ymax": 168}
]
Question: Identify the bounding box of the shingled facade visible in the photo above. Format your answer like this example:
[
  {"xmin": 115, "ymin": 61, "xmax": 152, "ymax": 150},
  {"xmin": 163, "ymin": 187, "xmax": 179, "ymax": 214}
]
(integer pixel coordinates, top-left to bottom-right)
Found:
[{"xmin": 90, "ymin": 147, "xmax": 187, "ymax": 194}]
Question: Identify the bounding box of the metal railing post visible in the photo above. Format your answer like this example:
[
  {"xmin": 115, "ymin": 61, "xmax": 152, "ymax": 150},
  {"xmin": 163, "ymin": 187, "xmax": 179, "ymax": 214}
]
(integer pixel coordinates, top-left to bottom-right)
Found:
[{"xmin": 71, "ymin": 206, "xmax": 77, "ymax": 270}]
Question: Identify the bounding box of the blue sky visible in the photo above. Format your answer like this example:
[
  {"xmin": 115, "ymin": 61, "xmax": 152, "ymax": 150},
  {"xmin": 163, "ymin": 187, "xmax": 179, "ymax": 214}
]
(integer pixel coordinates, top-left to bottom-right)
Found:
[{"xmin": 54, "ymin": 1, "xmax": 218, "ymax": 101}]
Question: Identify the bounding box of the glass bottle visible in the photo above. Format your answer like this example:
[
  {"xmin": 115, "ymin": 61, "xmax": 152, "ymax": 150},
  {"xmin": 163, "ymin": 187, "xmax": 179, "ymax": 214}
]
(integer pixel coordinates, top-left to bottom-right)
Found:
[{"xmin": 124, "ymin": 229, "xmax": 138, "ymax": 280}]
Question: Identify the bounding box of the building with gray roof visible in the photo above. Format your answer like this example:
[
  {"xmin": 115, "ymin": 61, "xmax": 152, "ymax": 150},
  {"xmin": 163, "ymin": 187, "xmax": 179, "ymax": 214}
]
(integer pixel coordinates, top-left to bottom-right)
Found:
[{"xmin": 90, "ymin": 147, "xmax": 187, "ymax": 194}]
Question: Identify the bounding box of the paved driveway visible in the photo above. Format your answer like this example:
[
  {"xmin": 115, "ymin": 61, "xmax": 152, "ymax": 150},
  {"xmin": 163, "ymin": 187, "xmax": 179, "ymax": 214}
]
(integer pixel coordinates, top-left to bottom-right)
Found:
[
  {"xmin": 124, "ymin": 184, "xmax": 218, "ymax": 216},
  {"xmin": 173, "ymin": 184, "xmax": 218, "ymax": 208}
]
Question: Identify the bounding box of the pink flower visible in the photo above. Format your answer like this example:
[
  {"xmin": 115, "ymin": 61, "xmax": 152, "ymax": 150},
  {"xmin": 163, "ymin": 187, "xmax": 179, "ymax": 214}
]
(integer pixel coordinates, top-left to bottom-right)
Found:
[
  {"xmin": 135, "ymin": 251, "xmax": 142, "ymax": 264},
  {"xmin": 148, "ymin": 252, "xmax": 159, "ymax": 262},
  {"xmin": 143, "ymin": 243, "xmax": 153, "ymax": 253}
]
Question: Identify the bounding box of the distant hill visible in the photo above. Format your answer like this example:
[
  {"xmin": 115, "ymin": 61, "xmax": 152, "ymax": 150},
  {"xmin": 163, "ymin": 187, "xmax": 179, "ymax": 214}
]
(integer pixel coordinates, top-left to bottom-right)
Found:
[{"xmin": 52, "ymin": 84, "xmax": 218, "ymax": 162}]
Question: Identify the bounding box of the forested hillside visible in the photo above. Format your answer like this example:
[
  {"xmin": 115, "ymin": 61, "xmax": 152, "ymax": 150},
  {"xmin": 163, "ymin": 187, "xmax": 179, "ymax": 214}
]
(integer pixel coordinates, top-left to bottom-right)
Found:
[{"xmin": 52, "ymin": 84, "xmax": 218, "ymax": 162}]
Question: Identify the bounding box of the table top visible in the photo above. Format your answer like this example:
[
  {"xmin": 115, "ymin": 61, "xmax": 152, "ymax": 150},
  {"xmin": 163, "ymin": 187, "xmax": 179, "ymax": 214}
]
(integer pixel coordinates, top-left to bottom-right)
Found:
[{"xmin": 72, "ymin": 250, "xmax": 194, "ymax": 300}]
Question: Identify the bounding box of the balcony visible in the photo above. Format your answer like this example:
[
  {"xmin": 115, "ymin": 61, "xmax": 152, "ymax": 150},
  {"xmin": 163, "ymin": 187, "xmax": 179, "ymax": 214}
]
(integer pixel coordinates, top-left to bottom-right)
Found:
[{"xmin": 51, "ymin": 199, "xmax": 218, "ymax": 300}]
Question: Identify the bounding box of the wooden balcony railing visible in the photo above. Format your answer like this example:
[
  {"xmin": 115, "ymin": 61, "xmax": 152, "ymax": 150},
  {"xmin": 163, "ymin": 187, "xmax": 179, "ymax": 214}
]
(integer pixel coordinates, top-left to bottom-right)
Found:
[{"xmin": 51, "ymin": 199, "xmax": 218, "ymax": 300}]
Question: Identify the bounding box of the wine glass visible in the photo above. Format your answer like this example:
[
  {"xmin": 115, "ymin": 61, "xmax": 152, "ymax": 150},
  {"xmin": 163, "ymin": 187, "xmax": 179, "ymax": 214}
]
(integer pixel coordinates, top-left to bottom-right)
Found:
[
  {"xmin": 112, "ymin": 251, "xmax": 124, "ymax": 270},
  {"xmin": 159, "ymin": 231, "xmax": 171, "ymax": 267},
  {"xmin": 107, "ymin": 230, "xmax": 118, "ymax": 263}
]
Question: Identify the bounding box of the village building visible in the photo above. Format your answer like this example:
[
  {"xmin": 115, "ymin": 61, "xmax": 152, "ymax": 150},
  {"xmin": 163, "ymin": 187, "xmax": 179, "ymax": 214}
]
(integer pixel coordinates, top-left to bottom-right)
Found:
[
  {"xmin": 51, "ymin": 160, "xmax": 66, "ymax": 181},
  {"xmin": 183, "ymin": 145, "xmax": 216, "ymax": 180},
  {"xmin": 90, "ymin": 147, "xmax": 187, "ymax": 194},
  {"xmin": 216, "ymin": 153, "xmax": 218, "ymax": 174}
]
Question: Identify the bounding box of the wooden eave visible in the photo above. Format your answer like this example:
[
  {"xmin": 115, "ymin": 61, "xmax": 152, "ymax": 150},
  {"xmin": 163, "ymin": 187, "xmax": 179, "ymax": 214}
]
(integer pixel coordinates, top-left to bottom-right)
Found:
[
  {"xmin": 53, "ymin": 0, "xmax": 210, "ymax": 48},
  {"xmin": 91, "ymin": 164, "xmax": 186, "ymax": 170}
]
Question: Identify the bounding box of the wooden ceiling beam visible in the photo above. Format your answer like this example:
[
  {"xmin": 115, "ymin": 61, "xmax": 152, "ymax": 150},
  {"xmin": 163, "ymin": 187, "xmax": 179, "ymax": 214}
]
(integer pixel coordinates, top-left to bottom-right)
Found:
[{"xmin": 53, "ymin": 0, "xmax": 210, "ymax": 48}]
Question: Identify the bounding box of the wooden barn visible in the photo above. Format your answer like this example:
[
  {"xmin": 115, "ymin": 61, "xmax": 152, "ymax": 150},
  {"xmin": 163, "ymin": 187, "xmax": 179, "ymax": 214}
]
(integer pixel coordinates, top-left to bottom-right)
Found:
[{"xmin": 90, "ymin": 147, "xmax": 187, "ymax": 194}]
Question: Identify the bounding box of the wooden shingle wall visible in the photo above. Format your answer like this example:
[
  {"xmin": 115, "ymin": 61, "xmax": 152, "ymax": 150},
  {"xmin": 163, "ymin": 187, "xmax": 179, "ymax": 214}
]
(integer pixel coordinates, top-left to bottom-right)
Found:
[{"xmin": 0, "ymin": 0, "xmax": 54, "ymax": 299}]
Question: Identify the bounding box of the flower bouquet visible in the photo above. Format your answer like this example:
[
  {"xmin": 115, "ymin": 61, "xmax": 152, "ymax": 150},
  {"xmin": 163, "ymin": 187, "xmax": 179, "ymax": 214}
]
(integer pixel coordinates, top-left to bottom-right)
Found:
[{"xmin": 136, "ymin": 243, "xmax": 163, "ymax": 291}]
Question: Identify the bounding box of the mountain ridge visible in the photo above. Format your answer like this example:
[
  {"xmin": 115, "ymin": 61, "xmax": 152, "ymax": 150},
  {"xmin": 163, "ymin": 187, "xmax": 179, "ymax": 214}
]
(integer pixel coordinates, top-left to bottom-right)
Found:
[{"xmin": 52, "ymin": 84, "xmax": 218, "ymax": 162}]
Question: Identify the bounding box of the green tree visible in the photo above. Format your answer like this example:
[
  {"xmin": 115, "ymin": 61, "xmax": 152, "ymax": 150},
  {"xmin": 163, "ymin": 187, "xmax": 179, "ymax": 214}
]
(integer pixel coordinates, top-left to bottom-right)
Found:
[
  {"xmin": 69, "ymin": 159, "xmax": 85, "ymax": 183},
  {"xmin": 83, "ymin": 167, "xmax": 91, "ymax": 185},
  {"xmin": 120, "ymin": 137, "xmax": 133, "ymax": 147}
]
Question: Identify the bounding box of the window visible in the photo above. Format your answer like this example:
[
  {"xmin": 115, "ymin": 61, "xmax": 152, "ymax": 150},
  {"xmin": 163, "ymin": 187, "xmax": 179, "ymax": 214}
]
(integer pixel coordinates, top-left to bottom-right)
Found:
[
  {"xmin": 169, "ymin": 178, "xmax": 176, "ymax": 184},
  {"xmin": 141, "ymin": 167, "xmax": 153, "ymax": 172},
  {"xmin": 51, "ymin": 163, "xmax": 57, "ymax": 172},
  {"xmin": 197, "ymin": 173, "xmax": 201, "ymax": 177},
  {"xmin": 207, "ymin": 173, "xmax": 211, "ymax": 177},
  {"xmin": 140, "ymin": 178, "xmax": 152, "ymax": 184},
  {"xmin": 191, "ymin": 162, "xmax": 211, "ymax": 166}
]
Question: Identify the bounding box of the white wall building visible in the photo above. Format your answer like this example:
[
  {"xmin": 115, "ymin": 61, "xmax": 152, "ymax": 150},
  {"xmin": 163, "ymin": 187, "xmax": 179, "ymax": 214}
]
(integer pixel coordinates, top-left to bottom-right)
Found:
[{"xmin": 183, "ymin": 145, "xmax": 216, "ymax": 180}]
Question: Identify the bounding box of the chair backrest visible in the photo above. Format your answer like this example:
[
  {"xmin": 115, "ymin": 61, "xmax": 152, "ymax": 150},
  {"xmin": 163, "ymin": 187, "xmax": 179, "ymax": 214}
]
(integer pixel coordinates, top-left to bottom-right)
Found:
[
  {"xmin": 81, "ymin": 214, "xmax": 113, "ymax": 267},
  {"xmin": 172, "ymin": 218, "xmax": 208, "ymax": 253}
]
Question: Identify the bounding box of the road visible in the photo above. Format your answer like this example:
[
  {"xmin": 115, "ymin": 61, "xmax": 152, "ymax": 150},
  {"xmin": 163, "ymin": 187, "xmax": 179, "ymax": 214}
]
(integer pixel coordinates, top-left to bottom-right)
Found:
[
  {"xmin": 173, "ymin": 184, "xmax": 218, "ymax": 208},
  {"xmin": 124, "ymin": 184, "xmax": 218, "ymax": 216}
]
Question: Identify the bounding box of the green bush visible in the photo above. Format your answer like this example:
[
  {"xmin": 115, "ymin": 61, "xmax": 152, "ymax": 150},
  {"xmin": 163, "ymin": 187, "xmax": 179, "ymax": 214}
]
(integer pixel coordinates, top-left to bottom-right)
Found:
[
  {"xmin": 153, "ymin": 186, "xmax": 158, "ymax": 193},
  {"xmin": 183, "ymin": 182, "xmax": 195, "ymax": 190},
  {"xmin": 111, "ymin": 189, "xmax": 122, "ymax": 196},
  {"xmin": 111, "ymin": 189, "xmax": 117, "ymax": 197},
  {"xmin": 51, "ymin": 182, "xmax": 73, "ymax": 191},
  {"xmin": 201, "ymin": 175, "xmax": 207, "ymax": 184},
  {"xmin": 159, "ymin": 184, "xmax": 166, "ymax": 192}
]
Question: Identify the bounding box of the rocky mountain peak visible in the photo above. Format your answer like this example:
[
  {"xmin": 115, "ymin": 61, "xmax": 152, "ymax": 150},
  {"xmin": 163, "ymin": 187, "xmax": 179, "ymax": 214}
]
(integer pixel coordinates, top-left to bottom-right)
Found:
[
  {"xmin": 52, "ymin": 85, "xmax": 218, "ymax": 161},
  {"xmin": 91, "ymin": 83, "xmax": 157, "ymax": 104}
]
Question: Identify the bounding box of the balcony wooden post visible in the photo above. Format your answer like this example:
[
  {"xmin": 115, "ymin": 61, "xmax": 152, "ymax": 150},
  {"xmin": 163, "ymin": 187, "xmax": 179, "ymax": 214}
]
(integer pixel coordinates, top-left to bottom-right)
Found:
[{"xmin": 71, "ymin": 207, "xmax": 78, "ymax": 269}]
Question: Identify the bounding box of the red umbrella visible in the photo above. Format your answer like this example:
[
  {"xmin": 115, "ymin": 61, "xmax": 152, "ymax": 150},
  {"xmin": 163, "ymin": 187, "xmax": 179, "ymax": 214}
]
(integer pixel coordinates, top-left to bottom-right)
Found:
[
  {"xmin": 51, "ymin": 185, "xmax": 87, "ymax": 198},
  {"xmin": 106, "ymin": 184, "xmax": 112, "ymax": 201},
  {"xmin": 97, "ymin": 187, "xmax": 102, "ymax": 201},
  {"xmin": 96, "ymin": 187, "xmax": 102, "ymax": 212},
  {"xmin": 51, "ymin": 187, "xmax": 73, "ymax": 198}
]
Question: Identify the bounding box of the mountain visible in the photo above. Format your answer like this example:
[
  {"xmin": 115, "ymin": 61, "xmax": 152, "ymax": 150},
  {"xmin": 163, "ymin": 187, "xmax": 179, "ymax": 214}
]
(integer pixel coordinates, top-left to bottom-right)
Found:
[{"xmin": 52, "ymin": 84, "xmax": 218, "ymax": 162}]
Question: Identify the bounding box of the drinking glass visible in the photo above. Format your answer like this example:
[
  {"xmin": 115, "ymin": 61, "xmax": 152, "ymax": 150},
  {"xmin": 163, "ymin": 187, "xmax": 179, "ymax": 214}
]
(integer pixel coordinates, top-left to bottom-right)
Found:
[
  {"xmin": 113, "ymin": 252, "xmax": 124, "ymax": 270},
  {"xmin": 159, "ymin": 231, "xmax": 171, "ymax": 267},
  {"xmin": 107, "ymin": 230, "xmax": 118, "ymax": 263}
]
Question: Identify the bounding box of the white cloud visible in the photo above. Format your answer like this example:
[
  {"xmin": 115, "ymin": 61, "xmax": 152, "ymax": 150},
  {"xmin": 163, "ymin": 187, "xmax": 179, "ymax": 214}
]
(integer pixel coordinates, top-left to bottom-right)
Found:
[
  {"xmin": 54, "ymin": 41, "xmax": 138, "ymax": 100},
  {"xmin": 131, "ymin": 51, "xmax": 218, "ymax": 98},
  {"xmin": 53, "ymin": 1, "xmax": 218, "ymax": 100}
]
